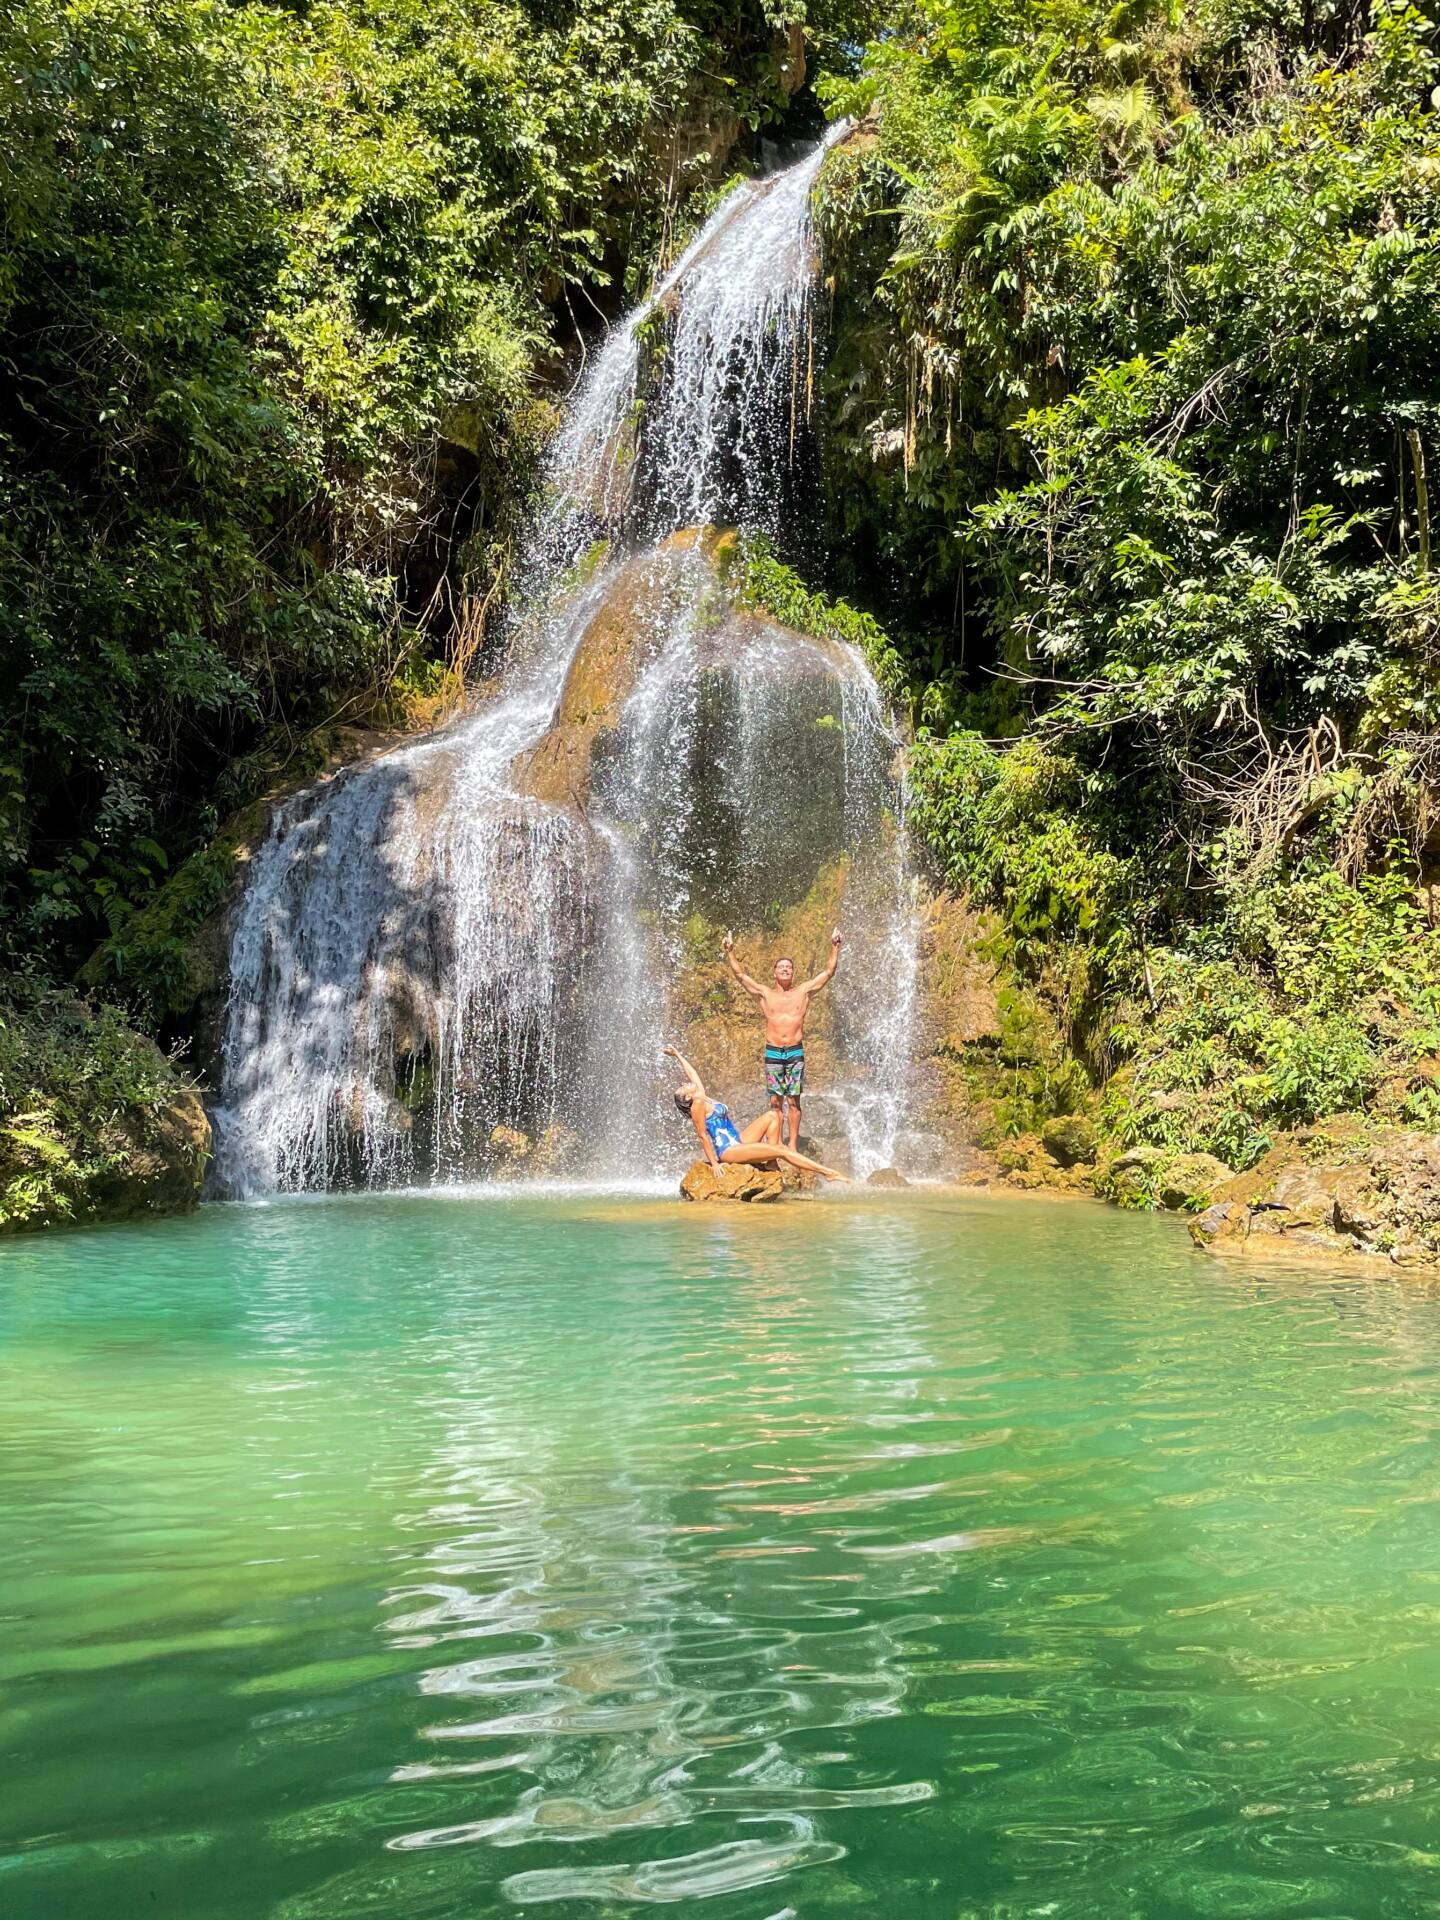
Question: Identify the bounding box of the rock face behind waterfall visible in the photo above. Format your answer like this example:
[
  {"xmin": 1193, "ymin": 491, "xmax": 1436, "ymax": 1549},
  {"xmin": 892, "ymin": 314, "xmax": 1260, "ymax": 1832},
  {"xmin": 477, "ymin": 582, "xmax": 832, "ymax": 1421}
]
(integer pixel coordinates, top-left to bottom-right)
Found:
[
  {"xmin": 516, "ymin": 531, "xmax": 732, "ymax": 809},
  {"xmin": 213, "ymin": 534, "xmax": 918, "ymax": 1195}
]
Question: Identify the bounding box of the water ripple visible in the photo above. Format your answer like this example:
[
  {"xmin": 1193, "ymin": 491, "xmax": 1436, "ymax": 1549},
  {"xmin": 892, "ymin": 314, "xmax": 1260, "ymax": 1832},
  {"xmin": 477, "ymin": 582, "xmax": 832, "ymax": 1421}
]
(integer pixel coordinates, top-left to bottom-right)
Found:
[{"xmin": 6, "ymin": 1191, "xmax": 1440, "ymax": 1919}]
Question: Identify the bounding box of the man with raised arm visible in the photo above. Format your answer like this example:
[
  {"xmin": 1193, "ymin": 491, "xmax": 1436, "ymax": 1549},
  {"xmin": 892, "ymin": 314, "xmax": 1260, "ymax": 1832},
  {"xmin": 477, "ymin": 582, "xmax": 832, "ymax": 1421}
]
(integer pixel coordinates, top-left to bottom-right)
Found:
[{"xmin": 721, "ymin": 928, "xmax": 842, "ymax": 1152}]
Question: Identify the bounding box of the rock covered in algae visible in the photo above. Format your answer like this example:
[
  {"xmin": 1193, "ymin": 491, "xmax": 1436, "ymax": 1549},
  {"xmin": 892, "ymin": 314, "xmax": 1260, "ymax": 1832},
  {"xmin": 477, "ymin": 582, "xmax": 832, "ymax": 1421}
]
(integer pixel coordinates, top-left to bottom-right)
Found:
[
  {"xmin": 1041, "ymin": 1113, "xmax": 1098, "ymax": 1168},
  {"xmin": 680, "ymin": 1160, "xmax": 787, "ymax": 1203},
  {"xmin": 92, "ymin": 1093, "xmax": 211, "ymax": 1223},
  {"xmin": 1157, "ymin": 1152, "xmax": 1233, "ymax": 1211}
]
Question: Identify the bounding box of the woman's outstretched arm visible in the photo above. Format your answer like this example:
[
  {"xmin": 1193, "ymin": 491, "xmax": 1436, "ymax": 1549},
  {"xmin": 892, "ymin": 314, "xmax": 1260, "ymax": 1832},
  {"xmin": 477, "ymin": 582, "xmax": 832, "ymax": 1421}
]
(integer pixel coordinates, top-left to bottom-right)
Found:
[
  {"xmin": 663, "ymin": 1043, "xmax": 706, "ymax": 1099},
  {"xmin": 664, "ymin": 1046, "xmax": 719, "ymax": 1165}
]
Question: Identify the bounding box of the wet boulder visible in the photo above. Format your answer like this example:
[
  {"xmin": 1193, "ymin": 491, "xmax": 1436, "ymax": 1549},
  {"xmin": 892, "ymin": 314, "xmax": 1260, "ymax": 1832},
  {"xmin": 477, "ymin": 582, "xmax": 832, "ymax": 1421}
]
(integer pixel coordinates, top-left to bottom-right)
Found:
[{"xmin": 680, "ymin": 1160, "xmax": 787, "ymax": 1203}]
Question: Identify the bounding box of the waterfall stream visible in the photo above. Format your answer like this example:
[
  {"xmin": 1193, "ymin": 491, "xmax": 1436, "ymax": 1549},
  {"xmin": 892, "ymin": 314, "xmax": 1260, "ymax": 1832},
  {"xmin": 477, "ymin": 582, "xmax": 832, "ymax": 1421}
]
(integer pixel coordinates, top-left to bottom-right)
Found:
[{"xmin": 214, "ymin": 128, "xmax": 920, "ymax": 1197}]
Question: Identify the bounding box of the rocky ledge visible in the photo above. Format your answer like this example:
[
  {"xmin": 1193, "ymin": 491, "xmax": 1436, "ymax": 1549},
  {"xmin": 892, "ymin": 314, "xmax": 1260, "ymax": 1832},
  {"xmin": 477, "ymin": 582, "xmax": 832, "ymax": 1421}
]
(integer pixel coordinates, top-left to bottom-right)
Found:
[{"xmin": 1190, "ymin": 1118, "xmax": 1440, "ymax": 1267}]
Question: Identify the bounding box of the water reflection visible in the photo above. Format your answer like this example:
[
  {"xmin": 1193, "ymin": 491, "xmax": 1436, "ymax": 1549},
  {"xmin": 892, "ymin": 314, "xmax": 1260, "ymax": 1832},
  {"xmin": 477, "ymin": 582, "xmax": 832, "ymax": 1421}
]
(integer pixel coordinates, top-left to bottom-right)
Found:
[
  {"xmin": 377, "ymin": 1223, "xmax": 938, "ymax": 1894},
  {"xmin": 7, "ymin": 1191, "xmax": 1440, "ymax": 1920}
]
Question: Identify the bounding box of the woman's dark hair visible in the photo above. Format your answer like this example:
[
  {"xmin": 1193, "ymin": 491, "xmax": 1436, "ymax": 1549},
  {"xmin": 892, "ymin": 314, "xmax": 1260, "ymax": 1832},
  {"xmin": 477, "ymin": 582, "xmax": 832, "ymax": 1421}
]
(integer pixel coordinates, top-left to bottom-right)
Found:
[{"xmin": 673, "ymin": 1088, "xmax": 696, "ymax": 1118}]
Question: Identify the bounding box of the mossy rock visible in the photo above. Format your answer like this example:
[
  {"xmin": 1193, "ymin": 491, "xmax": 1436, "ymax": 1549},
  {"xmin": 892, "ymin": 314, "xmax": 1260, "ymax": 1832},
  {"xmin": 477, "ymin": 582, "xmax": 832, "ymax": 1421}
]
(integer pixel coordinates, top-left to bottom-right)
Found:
[
  {"xmin": 1157, "ymin": 1152, "xmax": 1234, "ymax": 1212},
  {"xmin": 1098, "ymin": 1145, "xmax": 1171, "ymax": 1209},
  {"xmin": 1191, "ymin": 1117, "xmax": 1440, "ymax": 1267},
  {"xmin": 1041, "ymin": 1113, "xmax": 1098, "ymax": 1167}
]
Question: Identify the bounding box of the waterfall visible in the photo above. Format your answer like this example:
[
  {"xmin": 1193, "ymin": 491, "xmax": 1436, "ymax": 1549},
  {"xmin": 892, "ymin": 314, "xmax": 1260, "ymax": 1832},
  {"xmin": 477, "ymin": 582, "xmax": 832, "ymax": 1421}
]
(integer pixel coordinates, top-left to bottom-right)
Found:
[
  {"xmin": 543, "ymin": 124, "xmax": 844, "ymax": 554},
  {"xmin": 213, "ymin": 125, "xmax": 921, "ymax": 1197}
]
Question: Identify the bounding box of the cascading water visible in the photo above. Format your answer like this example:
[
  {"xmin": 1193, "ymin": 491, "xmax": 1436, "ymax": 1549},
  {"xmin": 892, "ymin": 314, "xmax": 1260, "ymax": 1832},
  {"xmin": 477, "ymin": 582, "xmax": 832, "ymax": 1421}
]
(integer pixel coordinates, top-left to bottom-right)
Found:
[
  {"xmin": 545, "ymin": 126, "xmax": 841, "ymax": 554},
  {"xmin": 214, "ymin": 124, "xmax": 921, "ymax": 1197}
]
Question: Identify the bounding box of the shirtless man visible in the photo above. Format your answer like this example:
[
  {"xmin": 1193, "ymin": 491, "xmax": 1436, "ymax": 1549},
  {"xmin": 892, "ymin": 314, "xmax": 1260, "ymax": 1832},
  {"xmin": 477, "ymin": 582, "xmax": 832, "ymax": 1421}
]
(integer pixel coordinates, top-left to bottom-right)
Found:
[{"xmin": 721, "ymin": 928, "xmax": 842, "ymax": 1150}]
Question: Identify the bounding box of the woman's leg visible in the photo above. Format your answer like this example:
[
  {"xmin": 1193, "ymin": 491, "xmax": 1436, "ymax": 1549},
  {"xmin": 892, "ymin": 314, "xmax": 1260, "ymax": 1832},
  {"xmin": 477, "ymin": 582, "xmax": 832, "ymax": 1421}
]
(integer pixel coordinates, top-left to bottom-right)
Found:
[
  {"xmin": 774, "ymin": 1144, "xmax": 849, "ymax": 1183},
  {"xmin": 720, "ymin": 1142, "xmax": 848, "ymax": 1183},
  {"xmin": 740, "ymin": 1111, "xmax": 781, "ymax": 1145}
]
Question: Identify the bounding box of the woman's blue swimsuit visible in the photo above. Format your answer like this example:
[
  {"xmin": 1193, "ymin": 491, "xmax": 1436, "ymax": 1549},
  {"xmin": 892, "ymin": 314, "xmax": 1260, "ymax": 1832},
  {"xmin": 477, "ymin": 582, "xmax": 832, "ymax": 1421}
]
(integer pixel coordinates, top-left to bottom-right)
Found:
[{"xmin": 705, "ymin": 1102, "xmax": 742, "ymax": 1155}]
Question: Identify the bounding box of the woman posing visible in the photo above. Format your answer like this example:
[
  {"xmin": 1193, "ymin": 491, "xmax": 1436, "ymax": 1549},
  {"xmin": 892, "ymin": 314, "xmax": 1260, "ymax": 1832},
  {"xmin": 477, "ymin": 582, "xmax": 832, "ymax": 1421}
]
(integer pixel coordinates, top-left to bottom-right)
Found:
[{"xmin": 664, "ymin": 1046, "xmax": 848, "ymax": 1184}]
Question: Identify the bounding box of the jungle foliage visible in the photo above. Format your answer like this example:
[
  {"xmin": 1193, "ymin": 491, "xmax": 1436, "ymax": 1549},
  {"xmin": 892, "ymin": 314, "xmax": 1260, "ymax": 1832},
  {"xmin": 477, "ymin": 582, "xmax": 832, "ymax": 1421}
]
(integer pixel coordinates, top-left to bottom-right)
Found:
[
  {"xmin": 5, "ymin": 0, "xmax": 1440, "ymax": 1207},
  {"xmin": 1, "ymin": 0, "xmax": 856, "ymax": 985},
  {"xmin": 816, "ymin": 0, "xmax": 1440, "ymax": 1169},
  {"xmin": 0, "ymin": 971, "xmax": 205, "ymax": 1231}
]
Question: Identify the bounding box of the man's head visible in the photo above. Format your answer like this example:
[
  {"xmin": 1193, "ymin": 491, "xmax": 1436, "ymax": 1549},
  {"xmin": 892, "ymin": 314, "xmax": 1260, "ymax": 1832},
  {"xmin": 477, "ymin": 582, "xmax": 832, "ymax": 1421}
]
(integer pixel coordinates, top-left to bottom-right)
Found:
[{"xmin": 774, "ymin": 957, "xmax": 795, "ymax": 987}]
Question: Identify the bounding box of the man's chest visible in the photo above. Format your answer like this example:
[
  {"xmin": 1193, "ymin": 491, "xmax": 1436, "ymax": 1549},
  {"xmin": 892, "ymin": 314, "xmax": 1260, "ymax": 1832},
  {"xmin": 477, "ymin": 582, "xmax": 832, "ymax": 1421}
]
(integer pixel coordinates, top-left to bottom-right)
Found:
[{"xmin": 763, "ymin": 991, "xmax": 807, "ymax": 1019}]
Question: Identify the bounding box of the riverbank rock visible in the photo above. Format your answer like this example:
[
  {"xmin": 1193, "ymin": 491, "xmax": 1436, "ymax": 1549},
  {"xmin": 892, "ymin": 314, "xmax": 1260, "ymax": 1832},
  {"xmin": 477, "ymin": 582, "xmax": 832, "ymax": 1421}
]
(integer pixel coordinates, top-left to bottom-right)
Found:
[
  {"xmin": 1189, "ymin": 1118, "xmax": 1440, "ymax": 1266},
  {"xmin": 680, "ymin": 1160, "xmax": 787, "ymax": 1203},
  {"xmin": 1094, "ymin": 1145, "xmax": 1233, "ymax": 1212},
  {"xmin": 996, "ymin": 1133, "xmax": 1093, "ymax": 1194},
  {"xmin": 88, "ymin": 1092, "xmax": 211, "ymax": 1223},
  {"xmin": 908, "ymin": 891, "xmax": 1002, "ymax": 1170},
  {"xmin": 867, "ymin": 1166, "xmax": 909, "ymax": 1188},
  {"xmin": 1158, "ymin": 1152, "xmax": 1234, "ymax": 1212}
]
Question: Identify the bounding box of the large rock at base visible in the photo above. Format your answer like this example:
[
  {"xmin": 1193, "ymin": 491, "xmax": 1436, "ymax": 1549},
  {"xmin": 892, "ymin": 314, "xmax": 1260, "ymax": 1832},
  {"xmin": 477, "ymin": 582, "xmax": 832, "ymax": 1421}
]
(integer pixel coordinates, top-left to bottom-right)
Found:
[
  {"xmin": 1, "ymin": 977, "xmax": 211, "ymax": 1234},
  {"xmin": 90, "ymin": 1092, "xmax": 211, "ymax": 1223},
  {"xmin": 680, "ymin": 1160, "xmax": 787, "ymax": 1204}
]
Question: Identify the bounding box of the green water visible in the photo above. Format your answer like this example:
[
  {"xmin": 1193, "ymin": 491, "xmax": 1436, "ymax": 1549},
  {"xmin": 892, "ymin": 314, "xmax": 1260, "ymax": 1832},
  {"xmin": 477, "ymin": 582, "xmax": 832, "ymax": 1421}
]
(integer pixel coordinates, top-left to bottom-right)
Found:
[{"xmin": 3, "ymin": 1190, "xmax": 1440, "ymax": 1919}]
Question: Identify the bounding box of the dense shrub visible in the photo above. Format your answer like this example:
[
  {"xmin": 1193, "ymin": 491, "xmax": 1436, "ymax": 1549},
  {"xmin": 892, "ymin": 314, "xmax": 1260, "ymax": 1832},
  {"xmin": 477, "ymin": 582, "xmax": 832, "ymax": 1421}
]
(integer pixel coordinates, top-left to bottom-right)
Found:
[
  {"xmin": 0, "ymin": 974, "xmax": 203, "ymax": 1230},
  {"xmin": 810, "ymin": 0, "xmax": 1440, "ymax": 1175}
]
